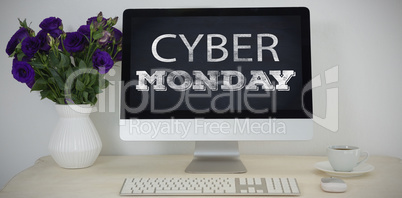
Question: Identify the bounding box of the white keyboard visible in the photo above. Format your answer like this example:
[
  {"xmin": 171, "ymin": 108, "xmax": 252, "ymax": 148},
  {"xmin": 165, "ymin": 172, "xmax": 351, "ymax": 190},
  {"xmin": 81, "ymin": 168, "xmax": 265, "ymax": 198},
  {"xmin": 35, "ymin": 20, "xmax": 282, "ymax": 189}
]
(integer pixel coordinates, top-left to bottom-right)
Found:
[{"xmin": 120, "ymin": 177, "xmax": 300, "ymax": 196}]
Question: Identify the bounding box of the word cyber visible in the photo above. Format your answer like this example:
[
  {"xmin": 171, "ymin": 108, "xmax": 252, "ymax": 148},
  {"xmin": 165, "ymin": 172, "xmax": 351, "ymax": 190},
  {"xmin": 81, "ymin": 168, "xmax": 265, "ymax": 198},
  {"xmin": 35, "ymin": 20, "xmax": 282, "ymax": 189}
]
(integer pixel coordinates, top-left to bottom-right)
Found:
[{"xmin": 136, "ymin": 34, "xmax": 296, "ymax": 92}]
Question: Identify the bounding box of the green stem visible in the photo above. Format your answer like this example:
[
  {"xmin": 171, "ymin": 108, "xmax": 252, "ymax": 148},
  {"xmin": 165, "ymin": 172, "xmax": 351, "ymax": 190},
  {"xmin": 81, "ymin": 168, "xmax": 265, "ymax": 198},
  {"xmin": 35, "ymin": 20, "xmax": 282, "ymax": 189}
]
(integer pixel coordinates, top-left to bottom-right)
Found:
[
  {"xmin": 36, "ymin": 69, "xmax": 61, "ymax": 100},
  {"xmin": 33, "ymin": 54, "xmax": 61, "ymax": 102}
]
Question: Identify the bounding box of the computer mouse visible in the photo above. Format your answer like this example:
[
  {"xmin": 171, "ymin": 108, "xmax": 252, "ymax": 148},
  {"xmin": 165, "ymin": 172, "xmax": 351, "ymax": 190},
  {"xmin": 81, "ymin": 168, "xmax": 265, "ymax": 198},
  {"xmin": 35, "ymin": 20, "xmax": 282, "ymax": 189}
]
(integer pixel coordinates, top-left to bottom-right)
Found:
[{"xmin": 320, "ymin": 177, "xmax": 347, "ymax": 193}]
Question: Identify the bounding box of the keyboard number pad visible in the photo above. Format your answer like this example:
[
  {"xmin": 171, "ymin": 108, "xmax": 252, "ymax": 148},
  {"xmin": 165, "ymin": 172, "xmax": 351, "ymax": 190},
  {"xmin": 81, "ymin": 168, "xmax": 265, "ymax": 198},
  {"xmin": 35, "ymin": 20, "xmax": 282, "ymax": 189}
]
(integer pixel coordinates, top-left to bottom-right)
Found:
[
  {"xmin": 236, "ymin": 178, "xmax": 266, "ymax": 194},
  {"xmin": 235, "ymin": 178, "xmax": 299, "ymax": 195}
]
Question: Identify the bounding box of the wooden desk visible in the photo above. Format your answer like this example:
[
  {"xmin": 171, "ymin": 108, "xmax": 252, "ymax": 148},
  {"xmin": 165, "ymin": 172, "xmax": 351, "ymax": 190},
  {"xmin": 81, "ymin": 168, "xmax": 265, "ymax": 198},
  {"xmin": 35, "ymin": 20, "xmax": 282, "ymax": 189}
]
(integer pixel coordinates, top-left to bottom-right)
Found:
[{"xmin": 1, "ymin": 155, "xmax": 401, "ymax": 197}]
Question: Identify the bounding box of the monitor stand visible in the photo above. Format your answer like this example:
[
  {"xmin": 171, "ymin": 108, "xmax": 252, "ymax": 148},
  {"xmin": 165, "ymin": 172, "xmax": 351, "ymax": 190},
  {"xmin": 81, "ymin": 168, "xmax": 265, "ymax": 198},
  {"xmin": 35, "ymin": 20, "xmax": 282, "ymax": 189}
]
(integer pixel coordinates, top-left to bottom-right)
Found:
[{"xmin": 185, "ymin": 141, "xmax": 247, "ymax": 174}]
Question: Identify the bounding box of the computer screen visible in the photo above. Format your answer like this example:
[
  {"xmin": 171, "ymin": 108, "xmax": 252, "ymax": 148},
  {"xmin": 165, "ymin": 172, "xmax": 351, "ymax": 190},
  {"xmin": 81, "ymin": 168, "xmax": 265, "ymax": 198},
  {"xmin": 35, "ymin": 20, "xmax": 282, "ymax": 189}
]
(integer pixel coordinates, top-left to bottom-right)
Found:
[{"xmin": 120, "ymin": 7, "xmax": 312, "ymax": 173}]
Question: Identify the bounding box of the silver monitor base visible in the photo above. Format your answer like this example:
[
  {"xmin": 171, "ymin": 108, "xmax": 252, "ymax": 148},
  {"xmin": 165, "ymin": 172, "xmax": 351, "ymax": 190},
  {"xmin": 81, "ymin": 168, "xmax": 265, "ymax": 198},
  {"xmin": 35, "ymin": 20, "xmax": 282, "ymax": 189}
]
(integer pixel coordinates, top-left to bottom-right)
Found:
[{"xmin": 185, "ymin": 141, "xmax": 247, "ymax": 174}]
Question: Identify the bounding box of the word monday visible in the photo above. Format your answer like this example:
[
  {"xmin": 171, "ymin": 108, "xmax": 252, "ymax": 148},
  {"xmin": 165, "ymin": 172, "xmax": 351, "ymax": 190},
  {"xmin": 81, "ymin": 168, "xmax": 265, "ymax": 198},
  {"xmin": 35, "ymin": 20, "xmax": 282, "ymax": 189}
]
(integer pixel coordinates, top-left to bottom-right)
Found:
[{"xmin": 136, "ymin": 34, "xmax": 296, "ymax": 91}]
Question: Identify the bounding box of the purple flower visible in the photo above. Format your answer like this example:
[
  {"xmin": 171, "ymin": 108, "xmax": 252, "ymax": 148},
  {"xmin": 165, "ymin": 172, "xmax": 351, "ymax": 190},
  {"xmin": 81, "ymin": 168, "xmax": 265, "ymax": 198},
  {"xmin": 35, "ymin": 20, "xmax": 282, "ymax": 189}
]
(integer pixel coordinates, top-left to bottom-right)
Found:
[
  {"xmin": 21, "ymin": 37, "xmax": 40, "ymax": 59},
  {"xmin": 98, "ymin": 30, "xmax": 111, "ymax": 45},
  {"xmin": 26, "ymin": 78, "xmax": 35, "ymax": 88},
  {"xmin": 92, "ymin": 49, "xmax": 114, "ymax": 74},
  {"xmin": 5, "ymin": 28, "xmax": 30, "ymax": 56},
  {"xmin": 63, "ymin": 32, "xmax": 87, "ymax": 53},
  {"xmin": 77, "ymin": 25, "xmax": 90, "ymax": 40},
  {"xmin": 39, "ymin": 17, "xmax": 62, "ymax": 32},
  {"xmin": 112, "ymin": 28, "xmax": 122, "ymax": 42},
  {"xmin": 36, "ymin": 30, "xmax": 51, "ymax": 52},
  {"xmin": 12, "ymin": 60, "xmax": 35, "ymax": 85},
  {"xmin": 39, "ymin": 17, "xmax": 63, "ymax": 39},
  {"xmin": 48, "ymin": 29, "xmax": 63, "ymax": 39},
  {"xmin": 86, "ymin": 16, "xmax": 107, "ymax": 26}
]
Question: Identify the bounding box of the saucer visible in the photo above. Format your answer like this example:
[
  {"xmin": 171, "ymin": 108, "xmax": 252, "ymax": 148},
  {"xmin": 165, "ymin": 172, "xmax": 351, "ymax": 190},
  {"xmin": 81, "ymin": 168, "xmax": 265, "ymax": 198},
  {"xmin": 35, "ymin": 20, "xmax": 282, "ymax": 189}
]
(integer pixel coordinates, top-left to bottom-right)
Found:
[{"xmin": 314, "ymin": 161, "xmax": 374, "ymax": 177}]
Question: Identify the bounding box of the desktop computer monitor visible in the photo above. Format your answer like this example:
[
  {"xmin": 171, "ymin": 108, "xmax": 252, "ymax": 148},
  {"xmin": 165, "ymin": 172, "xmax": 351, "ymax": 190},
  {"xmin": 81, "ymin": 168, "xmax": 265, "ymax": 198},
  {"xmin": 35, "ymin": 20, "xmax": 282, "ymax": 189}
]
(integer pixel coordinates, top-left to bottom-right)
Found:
[{"xmin": 120, "ymin": 7, "xmax": 313, "ymax": 173}]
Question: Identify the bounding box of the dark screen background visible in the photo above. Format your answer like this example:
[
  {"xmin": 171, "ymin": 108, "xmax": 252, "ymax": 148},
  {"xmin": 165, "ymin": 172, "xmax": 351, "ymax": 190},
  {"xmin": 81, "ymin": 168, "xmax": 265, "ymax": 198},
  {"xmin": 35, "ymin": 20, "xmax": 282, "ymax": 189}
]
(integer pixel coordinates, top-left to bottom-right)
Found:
[{"xmin": 122, "ymin": 9, "xmax": 312, "ymax": 119}]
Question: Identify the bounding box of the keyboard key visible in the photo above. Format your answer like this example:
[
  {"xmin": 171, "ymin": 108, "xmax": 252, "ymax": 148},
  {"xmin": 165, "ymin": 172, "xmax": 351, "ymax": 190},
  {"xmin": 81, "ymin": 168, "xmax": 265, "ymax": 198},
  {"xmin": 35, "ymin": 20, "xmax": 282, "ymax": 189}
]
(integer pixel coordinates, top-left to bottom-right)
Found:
[
  {"xmin": 248, "ymin": 187, "xmax": 256, "ymax": 193},
  {"xmin": 255, "ymin": 178, "xmax": 262, "ymax": 185},
  {"xmin": 247, "ymin": 178, "xmax": 254, "ymax": 185},
  {"xmin": 239, "ymin": 178, "xmax": 246, "ymax": 185}
]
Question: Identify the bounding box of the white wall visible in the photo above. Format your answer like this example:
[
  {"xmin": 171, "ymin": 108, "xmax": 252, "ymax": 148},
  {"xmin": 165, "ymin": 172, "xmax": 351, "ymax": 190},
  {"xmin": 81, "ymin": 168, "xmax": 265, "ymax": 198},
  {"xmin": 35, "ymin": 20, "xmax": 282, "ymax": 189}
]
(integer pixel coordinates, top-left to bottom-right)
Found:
[{"xmin": 1, "ymin": 0, "xmax": 401, "ymax": 190}]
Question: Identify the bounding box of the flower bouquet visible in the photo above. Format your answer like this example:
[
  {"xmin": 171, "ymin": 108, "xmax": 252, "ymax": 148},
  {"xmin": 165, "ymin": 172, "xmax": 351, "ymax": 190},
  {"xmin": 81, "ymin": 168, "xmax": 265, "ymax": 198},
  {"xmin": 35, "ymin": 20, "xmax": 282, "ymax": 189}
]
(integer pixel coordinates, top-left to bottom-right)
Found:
[
  {"xmin": 6, "ymin": 12, "xmax": 122, "ymax": 105},
  {"xmin": 5, "ymin": 12, "xmax": 122, "ymax": 168}
]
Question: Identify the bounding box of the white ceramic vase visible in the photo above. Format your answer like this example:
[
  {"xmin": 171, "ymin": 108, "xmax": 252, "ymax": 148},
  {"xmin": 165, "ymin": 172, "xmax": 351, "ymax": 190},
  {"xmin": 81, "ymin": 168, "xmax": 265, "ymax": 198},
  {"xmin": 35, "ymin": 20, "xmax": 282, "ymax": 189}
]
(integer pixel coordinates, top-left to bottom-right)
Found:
[{"xmin": 49, "ymin": 104, "xmax": 102, "ymax": 168}]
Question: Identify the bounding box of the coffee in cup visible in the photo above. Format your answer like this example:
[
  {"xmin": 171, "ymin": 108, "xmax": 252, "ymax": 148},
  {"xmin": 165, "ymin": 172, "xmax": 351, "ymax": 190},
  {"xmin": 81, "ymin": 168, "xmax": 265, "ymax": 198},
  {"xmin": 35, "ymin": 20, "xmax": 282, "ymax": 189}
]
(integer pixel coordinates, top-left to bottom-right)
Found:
[{"xmin": 327, "ymin": 145, "xmax": 369, "ymax": 172}]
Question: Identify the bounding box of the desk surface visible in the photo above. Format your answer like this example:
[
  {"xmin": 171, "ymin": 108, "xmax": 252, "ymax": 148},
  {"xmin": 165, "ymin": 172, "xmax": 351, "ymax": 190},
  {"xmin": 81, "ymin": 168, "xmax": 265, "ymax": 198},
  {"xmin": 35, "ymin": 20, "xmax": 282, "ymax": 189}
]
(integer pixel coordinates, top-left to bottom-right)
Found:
[{"xmin": 1, "ymin": 155, "xmax": 401, "ymax": 198}]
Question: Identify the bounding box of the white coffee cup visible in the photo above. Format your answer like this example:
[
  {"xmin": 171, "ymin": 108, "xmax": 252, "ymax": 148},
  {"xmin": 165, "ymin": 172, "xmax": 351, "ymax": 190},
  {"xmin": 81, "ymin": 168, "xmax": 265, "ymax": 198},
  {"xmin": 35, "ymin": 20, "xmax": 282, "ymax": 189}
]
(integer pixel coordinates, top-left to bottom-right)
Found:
[{"xmin": 327, "ymin": 145, "xmax": 369, "ymax": 172}]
